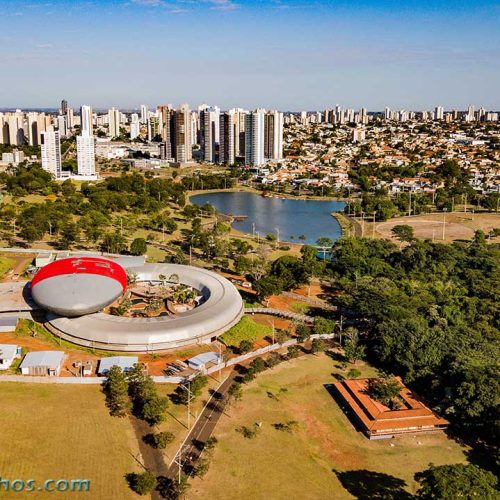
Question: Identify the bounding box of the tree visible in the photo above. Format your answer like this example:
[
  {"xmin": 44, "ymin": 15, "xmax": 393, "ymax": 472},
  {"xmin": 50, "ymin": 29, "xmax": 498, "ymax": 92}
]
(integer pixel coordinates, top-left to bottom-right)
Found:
[
  {"xmin": 415, "ymin": 463, "xmax": 498, "ymax": 499},
  {"xmin": 295, "ymin": 323, "xmax": 311, "ymax": 342},
  {"xmin": 367, "ymin": 376, "xmax": 402, "ymax": 408},
  {"xmin": 239, "ymin": 339, "xmax": 253, "ymax": 354},
  {"xmin": 254, "ymin": 276, "xmax": 283, "ymax": 302},
  {"xmin": 287, "ymin": 345, "xmax": 300, "ymax": 359},
  {"xmin": 270, "ymin": 255, "xmax": 310, "ymax": 290},
  {"xmin": 101, "ymin": 231, "xmax": 127, "ymax": 254},
  {"xmin": 227, "ymin": 382, "xmax": 243, "ymax": 405},
  {"xmin": 343, "ymin": 327, "xmax": 365, "ymax": 363},
  {"xmin": 103, "ymin": 365, "xmax": 131, "ymax": 417},
  {"xmin": 275, "ymin": 329, "xmax": 290, "ymax": 344},
  {"xmin": 130, "ymin": 237, "xmax": 147, "ymax": 256},
  {"xmin": 311, "ymin": 338, "xmax": 326, "ymax": 354},
  {"xmin": 145, "ymin": 431, "xmax": 175, "ymax": 449},
  {"xmin": 313, "ymin": 317, "xmax": 335, "ymax": 336},
  {"xmin": 125, "ymin": 471, "xmax": 157, "ymax": 496},
  {"xmin": 391, "ymin": 224, "xmax": 415, "ymax": 244}
]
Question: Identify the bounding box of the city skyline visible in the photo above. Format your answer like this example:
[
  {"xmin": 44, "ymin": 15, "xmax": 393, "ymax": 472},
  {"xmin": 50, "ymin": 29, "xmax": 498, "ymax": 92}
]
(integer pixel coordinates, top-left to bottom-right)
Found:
[{"xmin": 1, "ymin": 0, "xmax": 499, "ymax": 109}]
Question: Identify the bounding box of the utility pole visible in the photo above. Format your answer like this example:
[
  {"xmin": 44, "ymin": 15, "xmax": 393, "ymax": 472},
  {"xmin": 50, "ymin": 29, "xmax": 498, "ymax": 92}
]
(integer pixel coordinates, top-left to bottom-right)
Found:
[
  {"xmin": 372, "ymin": 211, "xmax": 376, "ymax": 238},
  {"xmin": 442, "ymin": 208, "xmax": 447, "ymax": 240},
  {"xmin": 180, "ymin": 379, "xmax": 193, "ymax": 429},
  {"xmin": 408, "ymin": 190, "xmax": 412, "ymax": 216}
]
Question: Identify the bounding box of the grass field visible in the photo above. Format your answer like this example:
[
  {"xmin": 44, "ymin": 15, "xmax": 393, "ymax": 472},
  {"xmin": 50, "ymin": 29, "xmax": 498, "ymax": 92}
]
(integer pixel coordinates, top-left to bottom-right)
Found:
[
  {"xmin": 220, "ymin": 316, "xmax": 272, "ymax": 347},
  {"xmin": 0, "ymin": 256, "xmax": 15, "ymax": 279},
  {"xmin": 0, "ymin": 384, "xmax": 140, "ymax": 499},
  {"xmin": 189, "ymin": 353, "xmax": 467, "ymax": 499},
  {"xmin": 368, "ymin": 212, "xmax": 500, "ymax": 243}
]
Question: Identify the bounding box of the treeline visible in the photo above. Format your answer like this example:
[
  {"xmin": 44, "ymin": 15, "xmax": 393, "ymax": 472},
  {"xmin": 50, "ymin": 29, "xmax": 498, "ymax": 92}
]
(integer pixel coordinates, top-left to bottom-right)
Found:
[{"xmin": 331, "ymin": 234, "xmax": 499, "ymax": 463}]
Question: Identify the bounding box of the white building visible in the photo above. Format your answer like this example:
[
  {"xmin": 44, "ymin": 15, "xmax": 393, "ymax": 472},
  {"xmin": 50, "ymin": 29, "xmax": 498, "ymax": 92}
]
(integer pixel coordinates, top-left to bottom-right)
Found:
[
  {"xmin": 57, "ymin": 115, "xmax": 67, "ymax": 138},
  {"xmin": 201, "ymin": 106, "xmax": 219, "ymax": 163},
  {"xmin": 41, "ymin": 130, "xmax": 62, "ymax": 179},
  {"xmin": 245, "ymin": 109, "xmax": 266, "ymax": 166},
  {"xmin": 220, "ymin": 110, "xmax": 236, "ymax": 165},
  {"xmin": 76, "ymin": 135, "xmax": 96, "ymax": 177},
  {"xmin": 140, "ymin": 104, "xmax": 148, "ymax": 124},
  {"xmin": 130, "ymin": 113, "xmax": 140, "ymax": 140},
  {"xmin": 108, "ymin": 107, "xmax": 121, "ymax": 138},
  {"xmin": 80, "ymin": 105, "xmax": 93, "ymax": 136}
]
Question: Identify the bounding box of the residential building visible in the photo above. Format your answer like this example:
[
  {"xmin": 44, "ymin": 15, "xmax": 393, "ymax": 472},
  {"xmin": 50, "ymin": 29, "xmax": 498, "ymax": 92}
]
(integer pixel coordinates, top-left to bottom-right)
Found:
[
  {"xmin": 245, "ymin": 109, "xmax": 266, "ymax": 166},
  {"xmin": 174, "ymin": 104, "xmax": 192, "ymax": 163},
  {"xmin": 264, "ymin": 110, "xmax": 283, "ymax": 161},
  {"xmin": 108, "ymin": 107, "xmax": 120, "ymax": 138},
  {"xmin": 76, "ymin": 134, "xmax": 95, "ymax": 177},
  {"xmin": 80, "ymin": 105, "xmax": 93, "ymax": 136},
  {"xmin": 41, "ymin": 130, "xmax": 62, "ymax": 179},
  {"xmin": 130, "ymin": 113, "xmax": 140, "ymax": 140}
]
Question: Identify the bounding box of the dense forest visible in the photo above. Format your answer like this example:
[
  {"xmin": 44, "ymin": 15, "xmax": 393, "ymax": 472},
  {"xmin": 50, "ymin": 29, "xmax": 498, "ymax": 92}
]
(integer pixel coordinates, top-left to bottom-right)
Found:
[{"xmin": 331, "ymin": 235, "xmax": 499, "ymax": 466}]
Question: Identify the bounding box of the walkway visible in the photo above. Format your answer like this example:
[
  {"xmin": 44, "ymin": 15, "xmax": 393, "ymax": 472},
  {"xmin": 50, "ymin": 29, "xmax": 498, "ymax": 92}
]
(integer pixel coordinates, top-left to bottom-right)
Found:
[{"xmin": 245, "ymin": 307, "xmax": 313, "ymax": 323}]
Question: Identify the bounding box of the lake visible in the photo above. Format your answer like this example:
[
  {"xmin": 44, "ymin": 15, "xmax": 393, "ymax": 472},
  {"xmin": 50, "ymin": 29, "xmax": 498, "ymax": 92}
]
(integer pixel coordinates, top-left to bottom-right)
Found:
[{"xmin": 191, "ymin": 191, "xmax": 346, "ymax": 245}]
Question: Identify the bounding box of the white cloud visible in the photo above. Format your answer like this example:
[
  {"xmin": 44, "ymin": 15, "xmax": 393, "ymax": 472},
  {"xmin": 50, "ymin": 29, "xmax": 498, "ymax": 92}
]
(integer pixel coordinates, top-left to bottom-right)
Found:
[
  {"xmin": 131, "ymin": 0, "xmax": 164, "ymax": 6},
  {"xmin": 207, "ymin": 0, "xmax": 239, "ymax": 11}
]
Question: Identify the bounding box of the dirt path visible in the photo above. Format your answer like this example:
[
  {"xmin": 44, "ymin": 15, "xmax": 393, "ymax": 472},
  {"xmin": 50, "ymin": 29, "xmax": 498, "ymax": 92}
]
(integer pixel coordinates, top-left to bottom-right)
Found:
[{"xmin": 129, "ymin": 416, "xmax": 168, "ymax": 500}]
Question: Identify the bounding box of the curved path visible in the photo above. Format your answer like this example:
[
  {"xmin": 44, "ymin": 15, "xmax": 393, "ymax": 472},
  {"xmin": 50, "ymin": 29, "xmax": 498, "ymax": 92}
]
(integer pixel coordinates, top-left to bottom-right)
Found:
[{"xmin": 245, "ymin": 307, "xmax": 313, "ymax": 324}]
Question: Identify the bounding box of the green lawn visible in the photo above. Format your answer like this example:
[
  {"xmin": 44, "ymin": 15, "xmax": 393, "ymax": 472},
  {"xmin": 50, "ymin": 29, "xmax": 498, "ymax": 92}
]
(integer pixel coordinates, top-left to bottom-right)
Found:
[
  {"xmin": 189, "ymin": 353, "xmax": 468, "ymax": 499},
  {"xmin": 220, "ymin": 316, "xmax": 272, "ymax": 347},
  {"xmin": 0, "ymin": 384, "xmax": 140, "ymax": 499},
  {"xmin": 0, "ymin": 256, "xmax": 15, "ymax": 279}
]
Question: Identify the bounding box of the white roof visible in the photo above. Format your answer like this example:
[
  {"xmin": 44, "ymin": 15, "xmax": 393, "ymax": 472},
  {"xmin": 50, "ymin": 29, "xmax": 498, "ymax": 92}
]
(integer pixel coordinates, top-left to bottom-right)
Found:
[
  {"xmin": 188, "ymin": 352, "xmax": 221, "ymax": 367},
  {"xmin": 0, "ymin": 344, "xmax": 19, "ymax": 359},
  {"xmin": 98, "ymin": 356, "xmax": 138, "ymax": 374},
  {"xmin": 20, "ymin": 351, "xmax": 64, "ymax": 368}
]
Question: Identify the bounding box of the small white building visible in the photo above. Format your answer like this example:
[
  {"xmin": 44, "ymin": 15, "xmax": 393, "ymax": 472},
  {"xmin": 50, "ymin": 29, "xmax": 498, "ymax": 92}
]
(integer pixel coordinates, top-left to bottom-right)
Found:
[
  {"xmin": 98, "ymin": 356, "xmax": 138, "ymax": 376},
  {"xmin": 20, "ymin": 351, "xmax": 65, "ymax": 376},
  {"xmin": 0, "ymin": 317, "xmax": 19, "ymax": 333},
  {"xmin": 0, "ymin": 344, "xmax": 21, "ymax": 370},
  {"xmin": 187, "ymin": 352, "xmax": 221, "ymax": 371}
]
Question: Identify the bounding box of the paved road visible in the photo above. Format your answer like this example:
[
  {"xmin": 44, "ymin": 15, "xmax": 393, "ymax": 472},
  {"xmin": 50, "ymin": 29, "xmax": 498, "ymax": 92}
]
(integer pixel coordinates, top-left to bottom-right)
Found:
[{"xmin": 166, "ymin": 370, "xmax": 238, "ymax": 480}]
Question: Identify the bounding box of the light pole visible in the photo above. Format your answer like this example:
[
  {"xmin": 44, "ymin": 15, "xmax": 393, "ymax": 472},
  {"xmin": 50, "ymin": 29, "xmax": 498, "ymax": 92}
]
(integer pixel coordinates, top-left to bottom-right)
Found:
[
  {"xmin": 267, "ymin": 319, "xmax": 275, "ymax": 345},
  {"xmin": 275, "ymin": 227, "xmax": 280, "ymax": 246}
]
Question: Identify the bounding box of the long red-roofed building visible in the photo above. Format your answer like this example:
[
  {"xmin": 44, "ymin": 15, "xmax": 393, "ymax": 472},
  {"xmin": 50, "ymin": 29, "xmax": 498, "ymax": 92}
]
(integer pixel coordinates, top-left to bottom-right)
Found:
[{"xmin": 333, "ymin": 377, "xmax": 449, "ymax": 440}]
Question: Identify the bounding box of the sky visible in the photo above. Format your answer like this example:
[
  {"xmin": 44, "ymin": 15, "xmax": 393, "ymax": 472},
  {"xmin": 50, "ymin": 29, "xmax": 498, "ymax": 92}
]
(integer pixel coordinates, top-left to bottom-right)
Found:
[{"xmin": 1, "ymin": 0, "xmax": 499, "ymax": 111}]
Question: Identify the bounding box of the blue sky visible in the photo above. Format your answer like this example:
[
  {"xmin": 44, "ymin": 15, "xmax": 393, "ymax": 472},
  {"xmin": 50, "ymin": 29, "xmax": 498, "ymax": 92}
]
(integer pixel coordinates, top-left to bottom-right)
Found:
[{"xmin": 1, "ymin": 0, "xmax": 499, "ymax": 110}]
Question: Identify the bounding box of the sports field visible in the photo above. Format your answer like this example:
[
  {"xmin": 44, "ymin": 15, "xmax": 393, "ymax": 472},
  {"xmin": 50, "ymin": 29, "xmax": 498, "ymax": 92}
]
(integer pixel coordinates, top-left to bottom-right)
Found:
[
  {"xmin": 188, "ymin": 353, "xmax": 467, "ymax": 499},
  {"xmin": 367, "ymin": 212, "xmax": 499, "ymax": 243},
  {"xmin": 0, "ymin": 384, "xmax": 140, "ymax": 499}
]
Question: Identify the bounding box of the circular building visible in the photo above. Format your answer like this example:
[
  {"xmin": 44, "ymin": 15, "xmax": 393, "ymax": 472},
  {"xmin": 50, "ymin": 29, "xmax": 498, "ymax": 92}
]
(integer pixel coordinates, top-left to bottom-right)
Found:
[
  {"xmin": 41, "ymin": 263, "xmax": 244, "ymax": 352},
  {"xmin": 31, "ymin": 257, "xmax": 127, "ymax": 317}
]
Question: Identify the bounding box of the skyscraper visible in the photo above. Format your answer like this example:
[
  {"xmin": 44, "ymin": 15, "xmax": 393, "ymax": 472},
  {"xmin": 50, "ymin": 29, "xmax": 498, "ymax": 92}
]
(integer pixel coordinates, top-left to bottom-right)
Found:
[
  {"xmin": 130, "ymin": 113, "xmax": 140, "ymax": 140},
  {"xmin": 140, "ymin": 104, "xmax": 149, "ymax": 124},
  {"xmin": 264, "ymin": 110, "xmax": 283, "ymax": 161},
  {"xmin": 41, "ymin": 130, "xmax": 62, "ymax": 179},
  {"xmin": 108, "ymin": 107, "xmax": 120, "ymax": 138},
  {"xmin": 245, "ymin": 109, "xmax": 266, "ymax": 166},
  {"xmin": 60, "ymin": 100, "xmax": 68, "ymax": 116},
  {"xmin": 57, "ymin": 115, "xmax": 67, "ymax": 138},
  {"xmin": 174, "ymin": 104, "xmax": 192, "ymax": 163},
  {"xmin": 220, "ymin": 110, "xmax": 236, "ymax": 165},
  {"xmin": 80, "ymin": 106, "xmax": 93, "ymax": 136},
  {"xmin": 76, "ymin": 135, "xmax": 95, "ymax": 177},
  {"xmin": 200, "ymin": 106, "xmax": 219, "ymax": 163},
  {"xmin": 435, "ymin": 106, "xmax": 444, "ymax": 120}
]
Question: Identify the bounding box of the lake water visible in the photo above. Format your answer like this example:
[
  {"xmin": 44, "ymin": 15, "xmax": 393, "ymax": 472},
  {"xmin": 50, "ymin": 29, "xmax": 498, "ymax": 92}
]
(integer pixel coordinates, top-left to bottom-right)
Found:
[{"xmin": 191, "ymin": 192, "xmax": 346, "ymax": 245}]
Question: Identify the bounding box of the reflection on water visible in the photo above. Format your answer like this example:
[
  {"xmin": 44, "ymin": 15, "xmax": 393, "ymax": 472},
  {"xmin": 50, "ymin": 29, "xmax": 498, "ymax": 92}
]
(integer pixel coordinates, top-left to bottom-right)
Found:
[{"xmin": 192, "ymin": 192, "xmax": 345, "ymax": 245}]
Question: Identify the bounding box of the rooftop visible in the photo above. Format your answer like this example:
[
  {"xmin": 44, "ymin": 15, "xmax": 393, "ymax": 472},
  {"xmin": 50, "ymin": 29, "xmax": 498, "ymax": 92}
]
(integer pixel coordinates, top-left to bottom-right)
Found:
[
  {"xmin": 333, "ymin": 378, "xmax": 449, "ymax": 438},
  {"xmin": 20, "ymin": 351, "xmax": 65, "ymax": 369}
]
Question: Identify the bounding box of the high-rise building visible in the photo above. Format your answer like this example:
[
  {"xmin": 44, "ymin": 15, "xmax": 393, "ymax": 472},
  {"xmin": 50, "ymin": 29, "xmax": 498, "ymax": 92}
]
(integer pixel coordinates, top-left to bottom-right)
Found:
[
  {"xmin": 140, "ymin": 104, "xmax": 149, "ymax": 124},
  {"xmin": 264, "ymin": 110, "xmax": 283, "ymax": 161},
  {"xmin": 200, "ymin": 106, "xmax": 219, "ymax": 163},
  {"xmin": 384, "ymin": 107, "xmax": 391, "ymax": 120},
  {"xmin": 76, "ymin": 135, "xmax": 95, "ymax": 177},
  {"xmin": 245, "ymin": 109, "xmax": 266, "ymax": 166},
  {"xmin": 60, "ymin": 100, "xmax": 68, "ymax": 116},
  {"xmin": 80, "ymin": 106, "xmax": 93, "ymax": 136},
  {"xmin": 41, "ymin": 130, "xmax": 62, "ymax": 179},
  {"xmin": 7, "ymin": 112, "xmax": 25, "ymax": 146},
  {"xmin": 67, "ymin": 108, "xmax": 74, "ymax": 130},
  {"xmin": 130, "ymin": 113, "xmax": 140, "ymax": 140},
  {"xmin": 174, "ymin": 104, "xmax": 192, "ymax": 163},
  {"xmin": 435, "ymin": 106, "xmax": 444, "ymax": 120},
  {"xmin": 108, "ymin": 107, "xmax": 120, "ymax": 138},
  {"xmin": 220, "ymin": 111, "xmax": 236, "ymax": 165},
  {"xmin": 157, "ymin": 105, "xmax": 175, "ymax": 157},
  {"xmin": 57, "ymin": 115, "xmax": 67, "ymax": 138}
]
